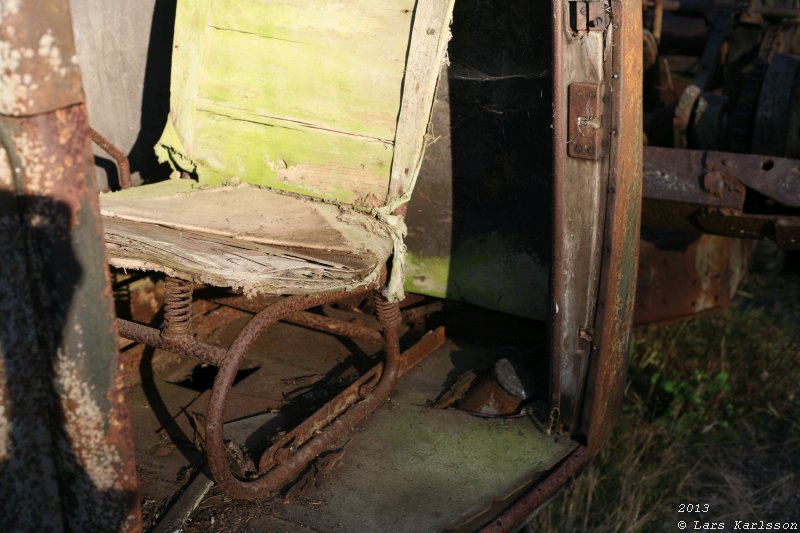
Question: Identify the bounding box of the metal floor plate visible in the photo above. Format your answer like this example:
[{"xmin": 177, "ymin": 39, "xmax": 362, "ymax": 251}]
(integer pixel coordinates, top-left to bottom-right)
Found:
[
  {"xmin": 130, "ymin": 317, "xmax": 577, "ymax": 531},
  {"xmin": 250, "ymin": 340, "xmax": 577, "ymax": 532}
]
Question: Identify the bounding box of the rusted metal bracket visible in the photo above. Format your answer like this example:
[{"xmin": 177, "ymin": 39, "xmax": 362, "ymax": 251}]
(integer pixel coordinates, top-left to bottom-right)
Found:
[
  {"xmin": 643, "ymin": 146, "xmax": 800, "ymax": 248},
  {"xmin": 568, "ymin": 83, "xmax": 604, "ymax": 160},
  {"xmin": 569, "ymin": 1, "xmax": 609, "ymax": 32}
]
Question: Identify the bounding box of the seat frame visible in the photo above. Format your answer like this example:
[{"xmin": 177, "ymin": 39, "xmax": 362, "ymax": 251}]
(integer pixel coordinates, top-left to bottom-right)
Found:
[{"xmin": 98, "ymin": 130, "xmax": 445, "ymax": 499}]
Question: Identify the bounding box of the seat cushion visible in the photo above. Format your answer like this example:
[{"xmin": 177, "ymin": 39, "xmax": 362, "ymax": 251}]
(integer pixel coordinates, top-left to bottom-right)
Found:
[{"xmin": 100, "ymin": 181, "xmax": 393, "ymax": 295}]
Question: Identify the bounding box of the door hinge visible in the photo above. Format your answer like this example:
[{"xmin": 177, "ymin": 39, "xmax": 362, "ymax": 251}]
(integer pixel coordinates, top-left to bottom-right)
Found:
[
  {"xmin": 568, "ymin": 83, "xmax": 604, "ymax": 160},
  {"xmin": 569, "ymin": 1, "xmax": 608, "ymax": 32}
]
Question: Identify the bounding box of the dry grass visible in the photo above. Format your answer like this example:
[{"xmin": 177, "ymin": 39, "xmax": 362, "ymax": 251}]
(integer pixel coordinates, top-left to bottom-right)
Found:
[{"xmin": 532, "ymin": 268, "xmax": 800, "ymax": 533}]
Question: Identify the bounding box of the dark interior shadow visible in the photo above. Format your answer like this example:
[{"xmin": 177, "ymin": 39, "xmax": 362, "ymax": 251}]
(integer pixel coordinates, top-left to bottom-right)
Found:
[
  {"xmin": 0, "ymin": 190, "xmax": 136, "ymax": 531},
  {"xmin": 404, "ymin": 1, "xmax": 554, "ymax": 401},
  {"xmin": 94, "ymin": 155, "xmax": 120, "ymax": 191},
  {"xmin": 139, "ymin": 343, "xmax": 206, "ymax": 466},
  {"xmin": 445, "ymin": 0, "xmax": 553, "ymax": 319},
  {"xmin": 128, "ymin": 0, "xmax": 177, "ymax": 184},
  {"xmin": 404, "ymin": 1, "xmax": 553, "ymax": 322}
]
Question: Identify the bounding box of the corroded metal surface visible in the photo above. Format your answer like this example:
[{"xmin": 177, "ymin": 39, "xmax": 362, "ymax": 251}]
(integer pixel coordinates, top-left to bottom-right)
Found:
[
  {"xmin": 643, "ymin": 147, "xmax": 746, "ymax": 216},
  {"xmin": 0, "ymin": 0, "xmax": 83, "ymax": 116},
  {"xmin": 117, "ymin": 266, "xmax": 444, "ymax": 499},
  {"xmin": 205, "ymin": 289, "xmax": 405, "ymax": 499},
  {"xmin": 117, "ymin": 318, "xmax": 226, "ymax": 367},
  {"xmin": 458, "ymin": 373, "xmax": 523, "ymax": 417},
  {"xmin": 634, "ymin": 233, "xmax": 753, "ymax": 326},
  {"xmin": 205, "ymin": 292, "xmax": 384, "ymax": 347},
  {"xmin": 0, "ymin": 1, "xmax": 140, "ymax": 530},
  {"xmin": 581, "ymin": 0, "xmax": 643, "ymax": 451},
  {"xmin": 1, "ymin": 40, "xmax": 140, "ymax": 533},
  {"xmin": 91, "ymin": 128, "xmax": 132, "ymax": 190},
  {"xmin": 643, "ymin": 146, "xmax": 800, "ymax": 248},
  {"xmin": 645, "ymin": 146, "xmax": 800, "ymax": 210}
]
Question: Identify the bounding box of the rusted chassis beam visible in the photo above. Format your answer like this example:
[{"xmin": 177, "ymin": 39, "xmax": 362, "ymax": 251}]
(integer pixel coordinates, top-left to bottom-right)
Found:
[
  {"xmin": 0, "ymin": 1, "xmax": 140, "ymax": 530},
  {"xmin": 643, "ymin": 146, "xmax": 800, "ymax": 248}
]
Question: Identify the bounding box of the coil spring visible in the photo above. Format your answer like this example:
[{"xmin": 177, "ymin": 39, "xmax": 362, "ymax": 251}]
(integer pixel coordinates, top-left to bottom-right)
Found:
[
  {"xmin": 373, "ymin": 291, "xmax": 401, "ymax": 329},
  {"xmin": 163, "ymin": 277, "xmax": 193, "ymax": 339}
]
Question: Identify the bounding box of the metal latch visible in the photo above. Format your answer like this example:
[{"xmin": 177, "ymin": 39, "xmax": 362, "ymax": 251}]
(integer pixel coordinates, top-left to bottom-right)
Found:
[
  {"xmin": 568, "ymin": 83, "xmax": 604, "ymax": 160},
  {"xmin": 570, "ymin": 1, "xmax": 608, "ymax": 32}
]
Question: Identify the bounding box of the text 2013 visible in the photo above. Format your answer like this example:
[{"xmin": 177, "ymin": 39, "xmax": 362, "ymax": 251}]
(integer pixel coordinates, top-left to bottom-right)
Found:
[{"xmin": 679, "ymin": 504, "xmax": 711, "ymax": 513}]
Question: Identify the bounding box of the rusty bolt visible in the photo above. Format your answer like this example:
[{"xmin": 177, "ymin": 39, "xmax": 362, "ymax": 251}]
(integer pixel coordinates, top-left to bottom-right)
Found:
[
  {"xmin": 580, "ymin": 5, "xmax": 588, "ymax": 15},
  {"xmin": 703, "ymin": 171, "xmax": 725, "ymax": 197},
  {"xmin": 575, "ymin": 145, "xmax": 583, "ymax": 154}
]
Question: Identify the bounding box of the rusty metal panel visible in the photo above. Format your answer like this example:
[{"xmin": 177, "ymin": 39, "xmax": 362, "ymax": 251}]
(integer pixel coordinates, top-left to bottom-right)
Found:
[
  {"xmin": 0, "ymin": 0, "xmax": 84, "ymax": 116},
  {"xmin": 643, "ymin": 147, "xmax": 746, "ymax": 213},
  {"xmin": 634, "ymin": 233, "xmax": 753, "ymax": 326},
  {"xmin": 642, "ymin": 146, "xmax": 800, "ymax": 248},
  {"xmin": 0, "ymin": 1, "xmax": 140, "ymax": 530},
  {"xmin": 644, "ymin": 147, "xmax": 800, "ymax": 210}
]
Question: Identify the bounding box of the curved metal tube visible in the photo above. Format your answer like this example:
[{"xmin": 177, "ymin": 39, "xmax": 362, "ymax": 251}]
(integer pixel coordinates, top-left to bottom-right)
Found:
[
  {"xmin": 205, "ymin": 289, "xmax": 402, "ymax": 499},
  {"xmin": 90, "ymin": 127, "xmax": 132, "ymax": 190}
]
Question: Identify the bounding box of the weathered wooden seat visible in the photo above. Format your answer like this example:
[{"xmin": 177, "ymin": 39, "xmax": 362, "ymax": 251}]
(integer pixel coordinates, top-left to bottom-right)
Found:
[
  {"xmin": 101, "ymin": 180, "xmax": 393, "ymax": 295},
  {"xmin": 101, "ymin": 0, "xmax": 455, "ymax": 499}
]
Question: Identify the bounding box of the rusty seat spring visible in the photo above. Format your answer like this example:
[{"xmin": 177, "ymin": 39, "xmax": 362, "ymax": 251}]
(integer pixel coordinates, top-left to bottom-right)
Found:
[{"xmin": 163, "ymin": 277, "xmax": 194, "ymax": 339}]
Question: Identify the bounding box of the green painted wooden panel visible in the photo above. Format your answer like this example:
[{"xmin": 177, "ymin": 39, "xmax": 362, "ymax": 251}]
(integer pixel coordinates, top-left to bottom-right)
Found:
[
  {"xmin": 203, "ymin": 0, "xmax": 414, "ymax": 141},
  {"xmin": 159, "ymin": 0, "xmax": 453, "ymax": 206},
  {"xmin": 191, "ymin": 109, "xmax": 392, "ymax": 203}
]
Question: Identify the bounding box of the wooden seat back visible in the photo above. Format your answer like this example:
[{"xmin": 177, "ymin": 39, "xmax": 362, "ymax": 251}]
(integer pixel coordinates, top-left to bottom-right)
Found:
[{"xmin": 157, "ymin": 0, "xmax": 455, "ymax": 207}]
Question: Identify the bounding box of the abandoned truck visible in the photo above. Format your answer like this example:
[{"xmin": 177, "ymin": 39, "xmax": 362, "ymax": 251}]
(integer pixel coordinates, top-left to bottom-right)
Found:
[{"xmin": 1, "ymin": 0, "xmax": 798, "ymax": 531}]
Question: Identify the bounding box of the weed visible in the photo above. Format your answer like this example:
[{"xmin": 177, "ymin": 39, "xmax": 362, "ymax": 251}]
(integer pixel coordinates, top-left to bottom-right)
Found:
[{"xmin": 531, "ymin": 269, "xmax": 800, "ymax": 533}]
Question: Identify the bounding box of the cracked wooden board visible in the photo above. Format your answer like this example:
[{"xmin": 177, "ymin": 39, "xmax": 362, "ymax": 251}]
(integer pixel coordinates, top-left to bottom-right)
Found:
[{"xmin": 100, "ymin": 182, "xmax": 393, "ymax": 295}]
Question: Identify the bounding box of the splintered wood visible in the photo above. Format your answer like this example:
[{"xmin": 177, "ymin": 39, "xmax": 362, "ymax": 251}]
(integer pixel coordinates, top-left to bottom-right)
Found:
[{"xmin": 100, "ymin": 182, "xmax": 393, "ymax": 295}]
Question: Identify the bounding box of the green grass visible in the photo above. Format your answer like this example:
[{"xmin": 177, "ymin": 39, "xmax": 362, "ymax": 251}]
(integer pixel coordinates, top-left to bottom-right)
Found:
[{"xmin": 533, "ymin": 269, "xmax": 800, "ymax": 532}]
